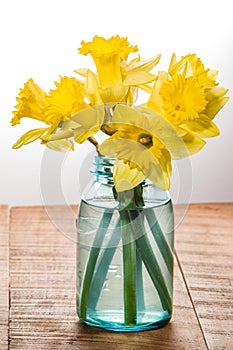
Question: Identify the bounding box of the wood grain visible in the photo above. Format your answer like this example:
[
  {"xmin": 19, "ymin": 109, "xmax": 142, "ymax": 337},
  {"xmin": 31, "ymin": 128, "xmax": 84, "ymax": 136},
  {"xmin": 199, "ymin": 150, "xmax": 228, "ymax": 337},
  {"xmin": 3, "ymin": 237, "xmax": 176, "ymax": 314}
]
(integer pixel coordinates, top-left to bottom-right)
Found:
[
  {"xmin": 175, "ymin": 203, "xmax": 233, "ymax": 350},
  {"xmin": 0, "ymin": 205, "xmax": 9, "ymax": 350},
  {"xmin": 9, "ymin": 205, "xmax": 207, "ymax": 350}
]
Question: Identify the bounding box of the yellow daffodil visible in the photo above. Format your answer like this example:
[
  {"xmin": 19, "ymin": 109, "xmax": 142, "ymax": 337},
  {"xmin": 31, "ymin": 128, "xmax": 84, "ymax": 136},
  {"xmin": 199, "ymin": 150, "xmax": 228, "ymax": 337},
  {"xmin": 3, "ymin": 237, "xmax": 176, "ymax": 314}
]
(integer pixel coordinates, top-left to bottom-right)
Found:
[
  {"xmin": 168, "ymin": 54, "xmax": 229, "ymax": 133},
  {"xmin": 11, "ymin": 78, "xmax": 49, "ymax": 126},
  {"xmin": 113, "ymin": 159, "xmax": 146, "ymax": 193},
  {"xmin": 122, "ymin": 54, "xmax": 161, "ymax": 87},
  {"xmin": 169, "ymin": 53, "xmax": 218, "ymax": 87},
  {"xmin": 159, "ymin": 74, "xmax": 208, "ymax": 123},
  {"xmin": 98, "ymin": 104, "xmax": 193, "ymax": 191},
  {"xmin": 12, "ymin": 76, "xmax": 90, "ymax": 150},
  {"xmin": 79, "ymin": 35, "xmax": 137, "ymax": 85},
  {"xmin": 11, "ymin": 78, "xmax": 56, "ymax": 149},
  {"xmin": 78, "ymin": 35, "xmax": 136, "ymax": 103},
  {"xmin": 138, "ymin": 105, "xmax": 206, "ymax": 158},
  {"xmin": 11, "ymin": 35, "xmax": 229, "ymax": 193},
  {"xmin": 147, "ymin": 54, "xmax": 229, "ymax": 143},
  {"xmin": 44, "ymin": 76, "xmax": 89, "ymax": 124},
  {"xmin": 77, "ymin": 35, "xmax": 160, "ymax": 104},
  {"xmin": 49, "ymin": 105, "xmax": 105, "ymax": 145},
  {"xmin": 84, "ymin": 70, "xmax": 103, "ymax": 106},
  {"xmin": 204, "ymin": 86, "xmax": 230, "ymax": 121}
]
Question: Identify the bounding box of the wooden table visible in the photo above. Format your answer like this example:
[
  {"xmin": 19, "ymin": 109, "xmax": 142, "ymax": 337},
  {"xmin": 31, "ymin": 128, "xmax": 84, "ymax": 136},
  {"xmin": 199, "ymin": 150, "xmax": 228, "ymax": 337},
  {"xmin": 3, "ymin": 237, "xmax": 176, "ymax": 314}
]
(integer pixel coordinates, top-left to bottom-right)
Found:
[{"xmin": 0, "ymin": 203, "xmax": 233, "ymax": 349}]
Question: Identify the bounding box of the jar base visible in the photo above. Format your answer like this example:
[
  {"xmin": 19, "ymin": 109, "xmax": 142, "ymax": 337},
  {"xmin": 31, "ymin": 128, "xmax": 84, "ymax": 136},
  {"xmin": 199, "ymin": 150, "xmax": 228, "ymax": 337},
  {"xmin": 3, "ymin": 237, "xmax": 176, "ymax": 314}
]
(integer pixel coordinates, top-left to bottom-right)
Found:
[{"xmin": 79, "ymin": 311, "xmax": 171, "ymax": 332}]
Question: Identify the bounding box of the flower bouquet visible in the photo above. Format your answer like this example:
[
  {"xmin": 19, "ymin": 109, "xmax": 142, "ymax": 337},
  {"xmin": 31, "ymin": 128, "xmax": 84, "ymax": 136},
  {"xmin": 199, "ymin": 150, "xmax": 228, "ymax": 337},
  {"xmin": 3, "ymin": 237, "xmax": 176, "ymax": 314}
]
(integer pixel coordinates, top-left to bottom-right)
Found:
[{"xmin": 11, "ymin": 35, "xmax": 229, "ymax": 331}]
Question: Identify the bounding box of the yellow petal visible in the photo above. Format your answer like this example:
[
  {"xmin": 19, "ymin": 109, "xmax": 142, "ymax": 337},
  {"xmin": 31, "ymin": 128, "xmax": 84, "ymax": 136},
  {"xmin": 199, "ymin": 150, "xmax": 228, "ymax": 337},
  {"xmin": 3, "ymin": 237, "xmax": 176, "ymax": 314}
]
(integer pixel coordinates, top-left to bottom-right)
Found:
[
  {"xmin": 47, "ymin": 129, "xmax": 74, "ymax": 141},
  {"xmin": 40, "ymin": 123, "xmax": 61, "ymax": 143},
  {"xmin": 74, "ymin": 68, "xmax": 89, "ymax": 77},
  {"xmin": 180, "ymin": 115, "xmax": 220, "ymax": 138},
  {"xmin": 125, "ymin": 54, "xmax": 161, "ymax": 73},
  {"xmin": 124, "ymin": 55, "xmax": 161, "ymax": 85},
  {"xmin": 158, "ymin": 74, "xmax": 207, "ymax": 123},
  {"xmin": 123, "ymin": 71, "xmax": 156, "ymax": 86},
  {"xmin": 71, "ymin": 105, "xmax": 105, "ymax": 143},
  {"xmin": 137, "ymin": 83, "xmax": 154, "ymax": 93},
  {"xmin": 74, "ymin": 125, "xmax": 100, "ymax": 144},
  {"xmin": 45, "ymin": 76, "xmax": 88, "ymax": 124},
  {"xmin": 50, "ymin": 105, "xmax": 105, "ymax": 144},
  {"xmin": 168, "ymin": 53, "xmax": 218, "ymax": 87},
  {"xmin": 143, "ymin": 145, "xmax": 171, "ymax": 191},
  {"xmin": 45, "ymin": 139, "xmax": 74, "ymax": 152},
  {"xmin": 58, "ymin": 119, "xmax": 78, "ymax": 131},
  {"xmin": 168, "ymin": 53, "xmax": 177, "ymax": 75},
  {"xmin": 148, "ymin": 71, "xmax": 169, "ymax": 111},
  {"xmin": 204, "ymin": 87, "xmax": 229, "ymax": 120},
  {"xmin": 11, "ymin": 78, "xmax": 49, "ymax": 125},
  {"xmin": 100, "ymin": 85, "xmax": 128, "ymax": 104},
  {"xmin": 178, "ymin": 132, "xmax": 206, "ymax": 158},
  {"xmin": 71, "ymin": 105, "xmax": 104, "ymax": 125},
  {"xmin": 111, "ymin": 103, "xmax": 143, "ymax": 126},
  {"xmin": 205, "ymin": 87, "xmax": 229, "ymax": 100},
  {"xmin": 113, "ymin": 160, "xmax": 146, "ymax": 192},
  {"xmin": 205, "ymin": 96, "xmax": 230, "ymax": 120},
  {"xmin": 99, "ymin": 137, "xmax": 171, "ymax": 191},
  {"xmin": 79, "ymin": 36, "xmax": 136, "ymax": 90},
  {"xmin": 85, "ymin": 70, "xmax": 103, "ymax": 105},
  {"xmin": 12, "ymin": 128, "xmax": 49, "ymax": 149},
  {"xmin": 113, "ymin": 104, "xmax": 187, "ymax": 160}
]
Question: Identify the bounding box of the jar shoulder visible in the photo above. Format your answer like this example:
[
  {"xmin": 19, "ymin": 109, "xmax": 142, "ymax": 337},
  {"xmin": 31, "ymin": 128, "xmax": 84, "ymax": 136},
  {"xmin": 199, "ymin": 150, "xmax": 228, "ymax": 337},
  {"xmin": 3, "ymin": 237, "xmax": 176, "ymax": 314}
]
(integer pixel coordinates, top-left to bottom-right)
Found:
[{"xmin": 82, "ymin": 180, "xmax": 172, "ymax": 209}]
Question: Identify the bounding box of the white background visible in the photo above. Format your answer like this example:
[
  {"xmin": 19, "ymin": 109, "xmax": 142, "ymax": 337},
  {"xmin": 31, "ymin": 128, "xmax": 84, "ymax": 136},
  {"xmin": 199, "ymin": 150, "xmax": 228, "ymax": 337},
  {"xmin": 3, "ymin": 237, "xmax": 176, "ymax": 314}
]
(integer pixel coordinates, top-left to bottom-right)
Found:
[{"xmin": 0, "ymin": 0, "xmax": 232, "ymax": 206}]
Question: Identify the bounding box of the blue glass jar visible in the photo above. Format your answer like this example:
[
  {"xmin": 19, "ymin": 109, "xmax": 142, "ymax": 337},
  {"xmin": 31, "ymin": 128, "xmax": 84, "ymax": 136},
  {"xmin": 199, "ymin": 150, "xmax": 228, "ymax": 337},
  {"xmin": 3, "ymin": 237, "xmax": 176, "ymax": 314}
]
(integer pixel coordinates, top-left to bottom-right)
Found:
[{"xmin": 76, "ymin": 155, "xmax": 174, "ymax": 332}]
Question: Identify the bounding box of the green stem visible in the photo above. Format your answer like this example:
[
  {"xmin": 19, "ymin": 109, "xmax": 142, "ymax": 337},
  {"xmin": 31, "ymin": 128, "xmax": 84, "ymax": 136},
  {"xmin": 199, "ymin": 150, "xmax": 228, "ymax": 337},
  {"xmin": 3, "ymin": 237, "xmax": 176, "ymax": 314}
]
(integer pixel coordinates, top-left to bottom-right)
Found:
[
  {"xmin": 125, "ymin": 210, "xmax": 145, "ymax": 316},
  {"xmin": 145, "ymin": 208, "xmax": 174, "ymax": 273},
  {"xmin": 120, "ymin": 210, "xmax": 137, "ymax": 326},
  {"xmin": 88, "ymin": 218, "xmax": 121, "ymax": 309},
  {"xmin": 129, "ymin": 210, "xmax": 172, "ymax": 313},
  {"xmin": 136, "ymin": 248, "xmax": 145, "ymax": 316},
  {"xmin": 78, "ymin": 211, "xmax": 113, "ymax": 319}
]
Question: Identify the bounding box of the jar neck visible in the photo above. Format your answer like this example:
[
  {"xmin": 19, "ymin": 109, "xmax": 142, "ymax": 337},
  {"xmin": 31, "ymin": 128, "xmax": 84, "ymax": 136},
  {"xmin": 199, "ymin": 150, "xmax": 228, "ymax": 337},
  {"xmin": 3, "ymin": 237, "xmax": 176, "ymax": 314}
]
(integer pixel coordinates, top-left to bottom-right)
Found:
[
  {"xmin": 88, "ymin": 155, "xmax": 171, "ymax": 208},
  {"xmin": 92, "ymin": 155, "xmax": 115, "ymax": 185}
]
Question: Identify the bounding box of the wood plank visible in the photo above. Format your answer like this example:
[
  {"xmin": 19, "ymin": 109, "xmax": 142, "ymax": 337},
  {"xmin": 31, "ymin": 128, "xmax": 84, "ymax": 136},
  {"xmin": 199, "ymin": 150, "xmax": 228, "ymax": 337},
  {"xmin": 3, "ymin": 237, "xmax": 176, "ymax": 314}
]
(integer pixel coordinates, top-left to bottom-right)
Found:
[
  {"xmin": 9, "ymin": 206, "xmax": 207, "ymax": 349},
  {"xmin": 176, "ymin": 203, "xmax": 233, "ymax": 350},
  {"xmin": 0, "ymin": 205, "xmax": 9, "ymax": 350}
]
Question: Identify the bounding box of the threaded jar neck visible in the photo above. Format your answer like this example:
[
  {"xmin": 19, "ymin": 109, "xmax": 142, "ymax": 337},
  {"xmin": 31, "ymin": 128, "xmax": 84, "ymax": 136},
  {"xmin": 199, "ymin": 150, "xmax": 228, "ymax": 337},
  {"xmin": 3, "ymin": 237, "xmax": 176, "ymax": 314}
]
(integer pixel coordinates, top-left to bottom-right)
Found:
[{"xmin": 92, "ymin": 155, "xmax": 115, "ymax": 185}]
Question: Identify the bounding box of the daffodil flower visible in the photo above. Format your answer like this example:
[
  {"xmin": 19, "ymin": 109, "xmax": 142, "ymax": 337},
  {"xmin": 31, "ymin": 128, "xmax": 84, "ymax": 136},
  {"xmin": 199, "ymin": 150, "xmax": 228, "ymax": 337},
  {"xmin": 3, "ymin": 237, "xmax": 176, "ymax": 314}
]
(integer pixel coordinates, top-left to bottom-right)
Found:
[
  {"xmin": 44, "ymin": 76, "xmax": 89, "ymax": 124},
  {"xmin": 77, "ymin": 35, "xmax": 160, "ymax": 104},
  {"xmin": 159, "ymin": 73, "xmax": 208, "ymax": 123},
  {"xmin": 11, "ymin": 78, "xmax": 49, "ymax": 126},
  {"xmin": 99, "ymin": 104, "xmax": 185, "ymax": 191},
  {"xmin": 168, "ymin": 53, "xmax": 218, "ymax": 87},
  {"xmin": 147, "ymin": 54, "xmax": 229, "ymax": 146},
  {"xmin": 79, "ymin": 35, "xmax": 138, "ymax": 85},
  {"xmin": 11, "ymin": 38, "xmax": 229, "ymax": 178},
  {"xmin": 168, "ymin": 54, "xmax": 229, "ymax": 134},
  {"xmin": 112, "ymin": 159, "xmax": 146, "ymax": 193},
  {"xmin": 12, "ymin": 76, "xmax": 90, "ymax": 150},
  {"xmin": 11, "ymin": 78, "xmax": 57, "ymax": 149},
  {"xmin": 49, "ymin": 105, "xmax": 105, "ymax": 145}
]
